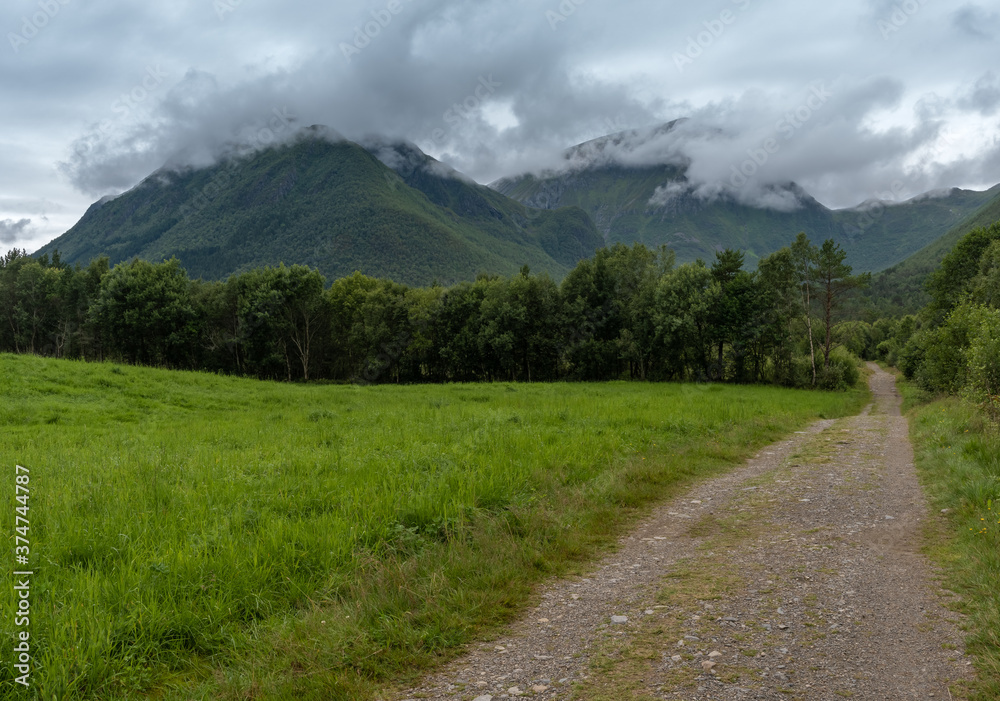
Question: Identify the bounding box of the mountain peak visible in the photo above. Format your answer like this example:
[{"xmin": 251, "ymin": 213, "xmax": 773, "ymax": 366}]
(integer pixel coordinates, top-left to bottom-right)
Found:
[{"xmin": 37, "ymin": 133, "xmax": 603, "ymax": 286}]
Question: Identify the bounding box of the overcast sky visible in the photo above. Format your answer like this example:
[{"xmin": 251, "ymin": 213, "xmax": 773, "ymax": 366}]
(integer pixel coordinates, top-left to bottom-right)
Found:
[{"xmin": 3, "ymin": 0, "xmax": 1000, "ymax": 252}]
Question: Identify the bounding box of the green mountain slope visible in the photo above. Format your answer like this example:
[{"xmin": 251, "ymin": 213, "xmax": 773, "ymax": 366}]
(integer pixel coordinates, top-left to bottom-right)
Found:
[
  {"xmin": 495, "ymin": 165, "xmax": 840, "ymax": 264},
  {"xmin": 862, "ymin": 187, "xmax": 1000, "ymax": 316},
  {"xmin": 37, "ymin": 130, "xmax": 603, "ymax": 286},
  {"xmin": 492, "ymin": 126, "xmax": 997, "ymax": 272},
  {"xmin": 832, "ymin": 184, "xmax": 1000, "ymax": 272}
]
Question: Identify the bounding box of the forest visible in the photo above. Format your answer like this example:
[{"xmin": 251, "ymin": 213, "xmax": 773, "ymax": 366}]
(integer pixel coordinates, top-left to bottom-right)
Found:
[
  {"xmin": 2, "ymin": 233, "xmax": 878, "ymax": 390},
  {"xmin": 3, "ymin": 222, "xmax": 998, "ymax": 404}
]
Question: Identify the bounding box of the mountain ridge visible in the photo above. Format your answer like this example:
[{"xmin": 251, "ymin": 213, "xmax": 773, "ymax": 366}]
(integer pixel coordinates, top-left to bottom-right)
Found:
[
  {"xmin": 37, "ymin": 131, "xmax": 604, "ymax": 286},
  {"xmin": 37, "ymin": 123, "xmax": 1000, "ymax": 286},
  {"xmin": 491, "ymin": 124, "xmax": 999, "ymax": 272}
]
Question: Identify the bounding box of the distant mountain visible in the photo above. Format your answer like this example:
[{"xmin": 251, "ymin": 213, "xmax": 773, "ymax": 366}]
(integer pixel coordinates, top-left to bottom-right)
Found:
[
  {"xmin": 37, "ymin": 128, "xmax": 603, "ymax": 286},
  {"xmin": 833, "ymin": 184, "xmax": 1000, "ymax": 272},
  {"xmin": 492, "ymin": 124, "xmax": 998, "ymax": 272},
  {"xmin": 862, "ymin": 186, "xmax": 1000, "ymax": 316}
]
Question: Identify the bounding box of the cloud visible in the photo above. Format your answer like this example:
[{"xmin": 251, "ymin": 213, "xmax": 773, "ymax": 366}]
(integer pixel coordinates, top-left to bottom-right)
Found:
[
  {"xmin": 0, "ymin": 219, "xmax": 33, "ymax": 245},
  {"xmin": 4, "ymin": 0, "xmax": 992, "ymax": 222},
  {"xmin": 505, "ymin": 76, "xmax": 966, "ymax": 211},
  {"xmin": 952, "ymin": 4, "xmax": 1000, "ymax": 39},
  {"xmin": 649, "ymin": 181, "xmax": 689, "ymax": 208},
  {"xmin": 958, "ymin": 72, "xmax": 1000, "ymax": 116}
]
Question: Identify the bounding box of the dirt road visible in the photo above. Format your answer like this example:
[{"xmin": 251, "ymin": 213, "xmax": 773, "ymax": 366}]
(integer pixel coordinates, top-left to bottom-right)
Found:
[{"xmin": 392, "ymin": 364, "xmax": 973, "ymax": 700}]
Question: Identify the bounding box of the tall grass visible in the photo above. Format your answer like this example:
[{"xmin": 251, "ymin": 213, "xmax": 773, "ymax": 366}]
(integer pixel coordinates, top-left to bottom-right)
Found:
[
  {"xmin": 904, "ymin": 384, "xmax": 1000, "ymax": 700},
  {"xmin": 0, "ymin": 354, "xmax": 866, "ymax": 699}
]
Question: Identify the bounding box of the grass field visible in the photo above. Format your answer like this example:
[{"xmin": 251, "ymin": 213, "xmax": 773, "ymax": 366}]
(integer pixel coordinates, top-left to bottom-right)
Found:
[
  {"xmin": 0, "ymin": 354, "xmax": 867, "ymax": 700},
  {"xmin": 902, "ymin": 380, "xmax": 1000, "ymax": 701}
]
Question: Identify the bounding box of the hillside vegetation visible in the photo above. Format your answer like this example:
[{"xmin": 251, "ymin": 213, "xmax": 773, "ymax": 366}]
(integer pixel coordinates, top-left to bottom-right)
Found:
[
  {"xmin": 492, "ymin": 129, "xmax": 997, "ymax": 273},
  {"xmin": 0, "ymin": 353, "xmax": 866, "ymax": 699},
  {"xmin": 37, "ymin": 132, "xmax": 603, "ymax": 287},
  {"xmin": 863, "ymin": 187, "xmax": 1000, "ymax": 317}
]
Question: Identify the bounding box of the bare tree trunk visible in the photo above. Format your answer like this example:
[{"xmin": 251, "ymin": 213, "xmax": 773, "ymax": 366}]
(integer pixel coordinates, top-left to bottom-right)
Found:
[
  {"xmin": 290, "ymin": 314, "xmax": 313, "ymax": 382},
  {"xmin": 802, "ymin": 283, "xmax": 817, "ymax": 387},
  {"xmin": 824, "ymin": 279, "xmax": 833, "ymax": 370}
]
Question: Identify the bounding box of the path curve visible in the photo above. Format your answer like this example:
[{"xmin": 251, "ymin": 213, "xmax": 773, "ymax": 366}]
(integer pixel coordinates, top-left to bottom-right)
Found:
[{"xmin": 391, "ymin": 365, "xmax": 972, "ymax": 700}]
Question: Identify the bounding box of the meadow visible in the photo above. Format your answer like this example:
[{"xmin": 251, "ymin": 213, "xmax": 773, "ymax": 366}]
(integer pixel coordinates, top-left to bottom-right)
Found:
[{"xmin": 0, "ymin": 354, "xmax": 866, "ymax": 699}]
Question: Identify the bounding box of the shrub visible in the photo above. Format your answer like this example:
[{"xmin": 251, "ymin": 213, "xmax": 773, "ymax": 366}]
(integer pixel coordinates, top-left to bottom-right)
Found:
[
  {"xmin": 964, "ymin": 306, "xmax": 1000, "ymax": 418},
  {"xmin": 898, "ymin": 326, "xmax": 934, "ymax": 382},
  {"xmin": 786, "ymin": 349, "xmax": 860, "ymax": 391},
  {"xmin": 817, "ymin": 348, "xmax": 861, "ymax": 391}
]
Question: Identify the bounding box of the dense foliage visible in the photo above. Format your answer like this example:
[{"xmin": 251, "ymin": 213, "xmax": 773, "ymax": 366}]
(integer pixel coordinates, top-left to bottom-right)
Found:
[
  {"xmin": 2, "ymin": 234, "xmax": 867, "ymax": 389},
  {"xmin": 870, "ymin": 221, "xmax": 1000, "ymax": 417}
]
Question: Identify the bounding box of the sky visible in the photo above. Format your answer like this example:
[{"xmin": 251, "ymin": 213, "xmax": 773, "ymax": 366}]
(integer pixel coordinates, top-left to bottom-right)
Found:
[{"xmin": 2, "ymin": 0, "xmax": 1000, "ymax": 252}]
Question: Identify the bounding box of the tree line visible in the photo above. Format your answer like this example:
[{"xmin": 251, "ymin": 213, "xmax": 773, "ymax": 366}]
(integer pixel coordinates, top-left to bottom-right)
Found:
[{"xmin": 0, "ymin": 234, "xmax": 869, "ymax": 389}]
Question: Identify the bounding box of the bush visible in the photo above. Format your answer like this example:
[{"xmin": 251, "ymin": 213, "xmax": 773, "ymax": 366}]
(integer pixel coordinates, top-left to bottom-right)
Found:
[
  {"xmin": 897, "ymin": 330, "xmax": 927, "ymax": 381},
  {"xmin": 786, "ymin": 349, "xmax": 861, "ymax": 391},
  {"xmin": 912, "ymin": 303, "xmax": 990, "ymax": 394},
  {"xmin": 834, "ymin": 321, "xmax": 874, "ymax": 360},
  {"xmin": 789, "ymin": 355, "xmax": 816, "ymax": 389},
  {"xmin": 875, "ymin": 339, "xmax": 898, "ymax": 363},
  {"xmin": 817, "ymin": 349, "xmax": 861, "ymax": 391},
  {"xmin": 964, "ymin": 306, "xmax": 1000, "ymax": 418}
]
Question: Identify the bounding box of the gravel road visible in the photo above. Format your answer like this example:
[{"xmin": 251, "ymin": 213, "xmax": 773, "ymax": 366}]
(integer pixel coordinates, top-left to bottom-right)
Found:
[{"xmin": 391, "ymin": 364, "xmax": 973, "ymax": 700}]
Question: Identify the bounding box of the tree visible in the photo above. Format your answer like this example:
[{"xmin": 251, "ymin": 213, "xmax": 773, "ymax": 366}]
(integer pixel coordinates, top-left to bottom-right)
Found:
[
  {"xmin": 927, "ymin": 221, "xmax": 1000, "ymax": 319},
  {"xmin": 757, "ymin": 247, "xmax": 799, "ymax": 385},
  {"xmin": 790, "ymin": 233, "xmax": 819, "ymax": 386},
  {"xmin": 277, "ymin": 265, "xmax": 328, "ymax": 382},
  {"xmin": 326, "ymin": 272, "xmax": 384, "ymax": 380},
  {"xmin": 970, "ymin": 239, "xmax": 1000, "ymax": 309},
  {"xmin": 654, "ymin": 262, "xmax": 717, "ymax": 380},
  {"xmin": 709, "ymin": 248, "xmax": 746, "ymax": 379},
  {"xmin": 814, "ymin": 239, "xmax": 869, "ymax": 370},
  {"xmin": 90, "ymin": 258, "xmax": 199, "ymax": 367},
  {"xmin": 429, "ymin": 280, "xmax": 487, "ymax": 381},
  {"xmin": 560, "ymin": 243, "xmax": 672, "ymax": 380}
]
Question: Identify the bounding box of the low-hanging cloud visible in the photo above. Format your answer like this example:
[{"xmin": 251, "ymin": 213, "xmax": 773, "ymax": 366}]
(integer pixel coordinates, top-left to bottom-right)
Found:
[
  {"xmin": 500, "ymin": 75, "xmax": 995, "ymax": 212},
  {"xmin": 0, "ymin": 219, "xmax": 32, "ymax": 245},
  {"xmin": 43, "ymin": 0, "xmax": 1000, "ymax": 214}
]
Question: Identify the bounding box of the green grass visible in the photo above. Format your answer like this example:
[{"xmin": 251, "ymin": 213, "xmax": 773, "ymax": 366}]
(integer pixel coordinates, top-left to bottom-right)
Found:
[
  {"xmin": 904, "ymin": 383, "xmax": 1000, "ymax": 700},
  {"xmin": 0, "ymin": 354, "xmax": 867, "ymax": 699}
]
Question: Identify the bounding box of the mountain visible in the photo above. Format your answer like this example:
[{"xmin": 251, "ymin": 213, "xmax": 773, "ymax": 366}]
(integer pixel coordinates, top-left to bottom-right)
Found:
[
  {"xmin": 833, "ymin": 184, "xmax": 1000, "ymax": 272},
  {"xmin": 862, "ymin": 186, "xmax": 1000, "ymax": 316},
  {"xmin": 37, "ymin": 128, "xmax": 603, "ymax": 287},
  {"xmin": 491, "ymin": 124, "xmax": 998, "ymax": 272}
]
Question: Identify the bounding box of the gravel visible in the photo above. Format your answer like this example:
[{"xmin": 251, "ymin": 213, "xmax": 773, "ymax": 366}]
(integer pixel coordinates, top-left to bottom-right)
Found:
[{"xmin": 390, "ymin": 365, "xmax": 973, "ymax": 700}]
